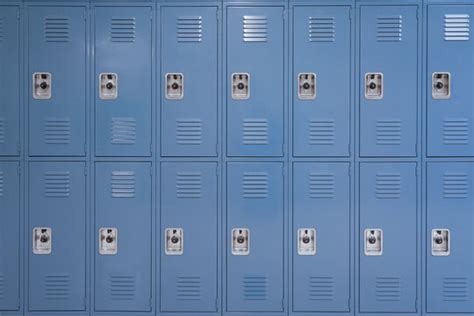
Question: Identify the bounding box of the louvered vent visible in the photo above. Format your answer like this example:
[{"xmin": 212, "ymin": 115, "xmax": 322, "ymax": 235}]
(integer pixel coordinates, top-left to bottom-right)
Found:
[
  {"xmin": 443, "ymin": 277, "xmax": 470, "ymax": 301},
  {"xmin": 375, "ymin": 172, "xmax": 401, "ymax": 199},
  {"xmin": 110, "ymin": 18, "xmax": 136, "ymax": 43},
  {"xmin": 176, "ymin": 172, "xmax": 202, "ymax": 198},
  {"xmin": 44, "ymin": 171, "xmax": 70, "ymax": 198},
  {"xmin": 243, "ymin": 275, "xmax": 267, "ymax": 301},
  {"xmin": 243, "ymin": 172, "xmax": 268, "ymax": 199},
  {"xmin": 444, "ymin": 14, "xmax": 470, "ymax": 41},
  {"xmin": 443, "ymin": 172, "xmax": 469, "ymax": 199},
  {"xmin": 177, "ymin": 16, "xmax": 202, "ymax": 43},
  {"xmin": 309, "ymin": 119, "xmax": 335, "ymax": 145},
  {"xmin": 111, "ymin": 118, "xmax": 137, "ymax": 145},
  {"xmin": 376, "ymin": 277, "xmax": 401, "ymax": 301},
  {"xmin": 110, "ymin": 275, "xmax": 136, "ymax": 301},
  {"xmin": 0, "ymin": 171, "xmax": 3, "ymax": 197},
  {"xmin": 308, "ymin": 17, "xmax": 335, "ymax": 42},
  {"xmin": 309, "ymin": 173, "xmax": 335, "ymax": 199},
  {"xmin": 309, "ymin": 276, "xmax": 335, "ymax": 301},
  {"xmin": 176, "ymin": 276, "xmax": 201, "ymax": 301},
  {"xmin": 243, "ymin": 15, "xmax": 267, "ymax": 42},
  {"xmin": 44, "ymin": 17, "xmax": 70, "ymax": 42},
  {"xmin": 44, "ymin": 274, "xmax": 70, "ymax": 300},
  {"xmin": 443, "ymin": 118, "xmax": 469, "ymax": 145},
  {"xmin": 0, "ymin": 118, "xmax": 4, "ymax": 144},
  {"xmin": 243, "ymin": 119, "xmax": 268, "ymax": 145},
  {"xmin": 111, "ymin": 171, "xmax": 135, "ymax": 198},
  {"xmin": 376, "ymin": 120, "xmax": 402, "ymax": 145},
  {"xmin": 176, "ymin": 119, "xmax": 202, "ymax": 145},
  {"xmin": 44, "ymin": 118, "xmax": 71, "ymax": 144},
  {"xmin": 377, "ymin": 16, "xmax": 402, "ymax": 42},
  {"xmin": 0, "ymin": 274, "xmax": 4, "ymax": 299},
  {"xmin": 0, "ymin": 18, "xmax": 4, "ymax": 43}
]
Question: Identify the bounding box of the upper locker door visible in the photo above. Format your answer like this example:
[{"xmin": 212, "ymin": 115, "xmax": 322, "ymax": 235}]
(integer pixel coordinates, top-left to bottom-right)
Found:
[
  {"xmin": 0, "ymin": 6, "xmax": 20, "ymax": 156},
  {"xmin": 293, "ymin": 6, "xmax": 351, "ymax": 157},
  {"xmin": 28, "ymin": 6, "xmax": 86, "ymax": 157},
  {"xmin": 161, "ymin": 7, "xmax": 219, "ymax": 157},
  {"xmin": 427, "ymin": 5, "xmax": 474, "ymax": 157},
  {"xmin": 95, "ymin": 7, "xmax": 152, "ymax": 157},
  {"xmin": 359, "ymin": 6, "xmax": 418, "ymax": 157},
  {"xmin": 226, "ymin": 7, "xmax": 285, "ymax": 157}
]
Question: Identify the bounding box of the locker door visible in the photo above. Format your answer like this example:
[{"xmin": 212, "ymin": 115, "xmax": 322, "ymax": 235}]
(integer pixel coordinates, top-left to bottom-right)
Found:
[
  {"xmin": 28, "ymin": 7, "xmax": 86, "ymax": 156},
  {"xmin": 359, "ymin": 163, "xmax": 417, "ymax": 312},
  {"xmin": 227, "ymin": 162, "xmax": 284, "ymax": 312},
  {"xmin": 426, "ymin": 163, "xmax": 474, "ymax": 313},
  {"xmin": 95, "ymin": 7, "xmax": 152, "ymax": 157},
  {"xmin": 0, "ymin": 162, "xmax": 20, "ymax": 310},
  {"xmin": 161, "ymin": 7, "xmax": 219, "ymax": 157},
  {"xmin": 293, "ymin": 6, "xmax": 351, "ymax": 157},
  {"xmin": 95, "ymin": 162, "xmax": 152, "ymax": 311},
  {"xmin": 160, "ymin": 162, "xmax": 218, "ymax": 312},
  {"xmin": 226, "ymin": 7, "xmax": 284, "ymax": 157},
  {"xmin": 292, "ymin": 163, "xmax": 350, "ymax": 312},
  {"xmin": 0, "ymin": 6, "xmax": 20, "ymax": 156},
  {"xmin": 427, "ymin": 5, "xmax": 474, "ymax": 157},
  {"xmin": 28, "ymin": 162, "xmax": 86, "ymax": 311},
  {"xmin": 359, "ymin": 6, "xmax": 418, "ymax": 157}
]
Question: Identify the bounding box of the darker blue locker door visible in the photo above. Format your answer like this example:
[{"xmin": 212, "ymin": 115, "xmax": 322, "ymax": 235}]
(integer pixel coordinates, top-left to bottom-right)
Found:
[
  {"xmin": 0, "ymin": 162, "xmax": 20, "ymax": 310},
  {"xmin": 226, "ymin": 7, "xmax": 285, "ymax": 157},
  {"xmin": 292, "ymin": 163, "xmax": 350, "ymax": 312},
  {"xmin": 427, "ymin": 5, "xmax": 474, "ymax": 157},
  {"xmin": 95, "ymin": 162, "xmax": 152, "ymax": 311},
  {"xmin": 28, "ymin": 6, "xmax": 86, "ymax": 157},
  {"xmin": 161, "ymin": 7, "xmax": 219, "ymax": 157},
  {"xmin": 28, "ymin": 162, "xmax": 86, "ymax": 311},
  {"xmin": 426, "ymin": 163, "xmax": 474, "ymax": 313},
  {"xmin": 227, "ymin": 162, "xmax": 284, "ymax": 312},
  {"xmin": 359, "ymin": 6, "xmax": 418, "ymax": 157},
  {"xmin": 359, "ymin": 163, "xmax": 417, "ymax": 312},
  {"xmin": 293, "ymin": 6, "xmax": 351, "ymax": 157},
  {"xmin": 160, "ymin": 162, "xmax": 218, "ymax": 312},
  {"xmin": 94, "ymin": 6, "xmax": 152, "ymax": 157},
  {"xmin": 0, "ymin": 6, "xmax": 20, "ymax": 156}
]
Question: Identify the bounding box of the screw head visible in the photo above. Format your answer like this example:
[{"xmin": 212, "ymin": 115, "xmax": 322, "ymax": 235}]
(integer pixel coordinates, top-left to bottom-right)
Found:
[
  {"xmin": 302, "ymin": 236, "xmax": 310, "ymax": 244},
  {"xmin": 369, "ymin": 82, "xmax": 377, "ymax": 90}
]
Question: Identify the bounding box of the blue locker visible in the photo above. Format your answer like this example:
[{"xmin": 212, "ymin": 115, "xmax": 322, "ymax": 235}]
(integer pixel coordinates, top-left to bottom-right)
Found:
[
  {"xmin": 0, "ymin": 6, "xmax": 20, "ymax": 157},
  {"xmin": 28, "ymin": 6, "xmax": 86, "ymax": 157},
  {"xmin": 426, "ymin": 5, "xmax": 474, "ymax": 157},
  {"xmin": 94, "ymin": 162, "xmax": 152, "ymax": 312},
  {"xmin": 160, "ymin": 162, "xmax": 218, "ymax": 312},
  {"xmin": 161, "ymin": 6, "xmax": 219, "ymax": 157},
  {"xmin": 0, "ymin": 162, "xmax": 20, "ymax": 310},
  {"xmin": 359, "ymin": 163, "xmax": 417, "ymax": 312},
  {"xmin": 292, "ymin": 163, "xmax": 351, "ymax": 312},
  {"xmin": 226, "ymin": 162, "xmax": 284, "ymax": 312},
  {"xmin": 226, "ymin": 6, "xmax": 285, "ymax": 157},
  {"xmin": 94, "ymin": 6, "xmax": 152, "ymax": 157},
  {"xmin": 28, "ymin": 162, "xmax": 86, "ymax": 311},
  {"xmin": 426, "ymin": 162, "xmax": 474, "ymax": 313},
  {"xmin": 292, "ymin": 6, "xmax": 351, "ymax": 157},
  {"xmin": 359, "ymin": 5, "xmax": 418, "ymax": 157}
]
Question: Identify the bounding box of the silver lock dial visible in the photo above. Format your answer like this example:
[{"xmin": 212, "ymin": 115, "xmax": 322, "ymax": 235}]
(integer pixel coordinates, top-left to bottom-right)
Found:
[
  {"xmin": 33, "ymin": 73, "xmax": 52, "ymax": 99},
  {"xmin": 33, "ymin": 227, "xmax": 52, "ymax": 255}
]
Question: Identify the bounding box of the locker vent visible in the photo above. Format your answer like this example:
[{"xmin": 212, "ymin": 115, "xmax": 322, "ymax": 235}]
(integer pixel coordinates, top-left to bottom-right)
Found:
[
  {"xmin": 44, "ymin": 274, "xmax": 70, "ymax": 300},
  {"xmin": 44, "ymin": 17, "xmax": 70, "ymax": 42},
  {"xmin": 176, "ymin": 119, "xmax": 202, "ymax": 145},
  {"xmin": 443, "ymin": 277, "xmax": 470, "ymax": 301},
  {"xmin": 443, "ymin": 172, "xmax": 469, "ymax": 199},
  {"xmin": 176, "ymin": 276, "xmax": 201, "ymax": 301},
  {"xmin": 243, "ymin": 16, "xmax": 267, "ymax": 42},
  {"xmin": 309, "ymin": 119, "xmax": 335, "ymax": 145},
  {"xmin": 0, "ymin": 18, "xmax": 3, "ymax": 43},
  {"xmin": 44, "ymin": 171, "xmax": 71, "ymax": 198},
  {"xmin": 0, "ymin": 171, "xmax": 3, "ymax": 197},
  {"xmin": 376, "ymin": 120, "xmax": 402, "ymax": 145},
  {"xmin": 376, "ymin": 16, "xmax": 402, "ymax": 42},
  {"xmin": 375, "ymin": 277, "xmax": 401, "ymax": 301},
  {"xmin": 243, "ymin": 172, "xmax": 268, "ymax": 199},
  {"xmin": 110, "ymin": 18, "xmax": 136, "ymax": 43},
  {"xmin": 444, "ymin": 14, "xmax": 470, "ymax": 41},
  {"xmin": 375, "ymin": 173, "xmax": 401, "ymax": 199},
  {"xmin": 177, "ymin": 16, "xmax": 203, "ymax": 43},
  {"xmin": 243, "ymin": 276, "xmax": 267, "ymax": 300},
  {"xmin": 0, "ymin": 118, "xmax": 5, "ymax": 144},
  {"xmin": 308, "ymin": 276, "xmax": 335, "ymax": 301},
  {"xmin": 111, "ymin": 171, "xmax": 136, "ymax": 198},
  {"xmin": 443, "ymin": 118, "xmax": 469, "ymax": 145},
  {"xmin": 111, "ymin": 118, "xmax": 137, "ymax": 145},
  {"xmin": 309, "ymin": 173, "xmax": 335, "ymax": 199},
  {"xmin": 243, "ymin": 119, "xmax": 269, "ymax": 145},
  {"xmin": 110, "ymin": 275, "xmax": 136, "ymax": 300},
  {"xmin": 176, "ymin": 172, "xmax": 202, "ymax": 198},
  {"xmin": 44, "ymin": 118, "xmax": 71, "ymax": 144},
  {"xmin": 308, "ymin": 17, "xmax": 336, "ymax": 42},
  {"xmin": 0, "ymin": 274, "xmax": 3, "ymax": 299}
]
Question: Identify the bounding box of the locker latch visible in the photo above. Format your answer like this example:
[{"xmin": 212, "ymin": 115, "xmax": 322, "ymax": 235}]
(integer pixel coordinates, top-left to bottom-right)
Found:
[
  {"xmin": 364, "ymin": 229, "xmax": 383, "ymax": 256},
  {"xmin": 297, "ymin": 228, "xmax": 316, "ymax": 255},
  {"xmin": 432, "ymin": 229, "xmax": 450, "ymax": 256},
  {"xmin": 232, "ymin": 73, "xmax": 250, "ymax": 100},
  {"xmin": 165, "ymin": 228, "xmax": 183, "ymax": 255},
  {"xmin": 365, "ymin": 73, "xmax": 383, "ymax": 100},
  {"xmin": 298, "ymin": 73, "xmax": 316, "ymax": 100},
  {"xmin": 99, "ymin": 73, "xmax": 118, "ymax": 100},
  {"xmin": 99, "ymin": 228, "xmax": 118, "ymax": 255},
  {"xmin": 33, "ymin": 227, "xmax": 52, "ymax": 254},
  {"xmin": 232, "ymin": 228, "xmax": 249, "ymax": 255},
  {"xmin": 33, "ymin": 73, "xmax": 52, "ymax": 99},
  {"xmin": 432, "ymin": 73, "xmax": 450, "ymax": 99},
  {"xmin": 166, "ymin": 73, "xmax": 184, "ymax": 100}
]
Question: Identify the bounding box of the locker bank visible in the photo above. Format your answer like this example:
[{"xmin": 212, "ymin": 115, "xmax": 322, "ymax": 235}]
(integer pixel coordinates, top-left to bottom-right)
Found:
[{"xmin": 0, "ymin": 0, "xmax": 473, "ymax": 316}]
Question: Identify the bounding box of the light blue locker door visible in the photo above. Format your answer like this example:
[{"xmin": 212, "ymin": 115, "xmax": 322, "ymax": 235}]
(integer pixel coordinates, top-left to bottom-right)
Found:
[
  {"xmin": 0, "ymin": 6, "xmax": 20, "ymax": 156},
  {"xmin": 161, "ymin": 7, "xmax": 219, "ymax": 157},
  {"xmin": 94, "ymin": 6, "xmax": 152, "ymax": 157},
  {"xmin": 0, "ymin": 162, "xmax": 20, "ymax": 310},
  {"xmin": 227, "ymin": 162, "xmax": 284, "ymax": 312},
  {"xmin": 95, "ymin": 162, "xmax": 152, "ymax": 311},
  {"xmin": 427, "ymin": 5, "xmax": 474, "ymax": 157},
  {"xmin": 28, "ymin": 162, "xmax": 86, "ymax": 311},
  {"xmin": 28, "ymin": 6, "xmax": 86, "ymax": 157},
  {"xmin": 359, "ymin": 6, "xmax": 418, "ymax": 157},
  {"xmin": 359, "ymin": 163, "xmax": 417, "ymax": 312},
  {"xmin": 292, "ymin": 163, "xmax": 350, "ymax": 312},
  {"xmin": 160, "ymin": 162, "xmax": 218, "ymax": 312},
  {"xmin": 426, "ymin": 163, "xmax": 474, "ymax": 313},
  {"xmin": 226, "ymin": 7, "xmax": 285, "ymax": 157},
  {"xmin": 293, "ymin": 6, "xmax": 351, "ymax": 157}
]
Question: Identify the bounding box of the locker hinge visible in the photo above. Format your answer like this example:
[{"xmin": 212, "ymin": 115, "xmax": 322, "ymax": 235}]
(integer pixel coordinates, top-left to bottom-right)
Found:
[
  {"xmin": 17, "ymin": 142, "xmax": 21, "ymax": 154},
  {"xmin": 150, "ymin": 143, "xmax": 153, "ymax": 154},
  {"xmin": 348, "ymin": 143, "xmax": 351, "ymax": 156},
  {"xmin": 282, "ymin": 164, "xmax": 286, "ymax": 177},
  {"xmin": 84, "ymin": 143, "xmax": 88, "ymax": 154},
  {"xmin": 83, "ymin": 9, "xmax": 87, "ymax": 20},
  {"xmin": 349, "ymin": 8, "xmax": 354, "ymax": 21},
  {"xmin": 216, "ymin": 9, "xmax": 220, "ymax": 21},
  {"xmin": 149, "ymin": 297, "xmax": 153, "ymax": 309},
  {"xmin": 151, "ymin": 10, "xmax": 153, "ymax": 21},
  {"xmin": 216, "ymin": 143, "xmax": 219, "ymax": 155},
  {"xmin": 416, "ymin": 8, "xmax": 419, "ymax": 20},
  {"xmin": 150, "ymin": 165, "xmax": 153, "ymax": 176},
  {"xmin": 17, "ymin": 298, "xmax": 20, "ymax": 309},
  {"xmin": 282, "ymin": 9, "xmax": 286, "ymax": 20},
  {"xmin": 348, "ymin": 164, "xmax": 352, "ymax": 177},
  {"xmin": 215, "ymin": 297, "xmax": 219, "ymax": 310},
  {"xmin": 84, "ymin": 164, "xmax": 87, "ymax": 176},
  {"xmin": 281, "ymin": 297, "xmax": 285, "ymax": 310},
  {"xmin": 17, "ymin": 9, "xmax": 21, "ymax": 19},
  {"xmin": 348, "ymin": 297, "xmax": 351, "ymax": 309},
  {"xmin": 216, "ymin": 165, "xmax": 219, "ymax": 177},
  {"xmin": 18, "ymin": 164, "xmax": 21, "ymax": 175},
  {"xmin": 83, "ymin": 296, "xmax": 87, "ymax": 308},
  {"xmin": 282, "ymin": 144, "xmax": 285, "ymax": 155}
]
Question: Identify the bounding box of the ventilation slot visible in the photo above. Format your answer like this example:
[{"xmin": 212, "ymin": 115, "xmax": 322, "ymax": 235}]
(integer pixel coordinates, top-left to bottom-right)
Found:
[
  {"xmin": 110, "ymin": 18, "xmax": 136, "ymax": 43},
  {"xmin": 176, "ymin": 172, "xmax": 202, "ymax": 199},
  {"xmin": 0, "ymin": 171, "xmax": 3, "ymax": 197},
  {"xmin": 176, "ymin": 119, "xmax": 202, "ymax": 145},
  {"xmin": 309, "ymin": 120, "xmax": 335, "ymax": 145},
  {"xmin": 44, "ymin": 17, "xmax": 70, "ymax": 42},
  {"xmin": 376, "ymin": 120, "xmax": 402, "ymax": 145},
  {"xmin": 243, "ymin": 172, "xmax": 268, "ymax": 199},
  {"xmin": 0, "ymin": 118, "xmax": 5, "ymax": 144},
  {"xmin": 44, "ymin": 274, "xmax": 70, "ymax": 300},
  {"xmin": 443, "ymin": 119, "xmax": 469, "ymax": 145},
  {"xmin": 309, "ymin": 17, "xmax": 335, "ymax": 42},
  {"xmin": 44, "ymin": 171, "xmax": 70, "ymax": 198},
  {"xmin": 176, "ymin": 276, "xmax": 201, "ymax": 301},
  {"xmin": 177, "ymin": 16, "xmax": 202, "ymax": 43},
  {"xmin": 44, "ymin": 118, "xmax": 71, "ymax": 144},
  {"xmin": 0, "ymin": 274, "xmax": 3, "ymax": 299},
  {"xmin": 309, "ymin": 276, "xmax": 335, "ymax": 301},
  {"xmin": 443, "ymin": 172, "xmax": 469, "ymax": 199},
  {"xmin": 444, "ymin": 14, "xmax": 470, "ymax": 41},
  {"xmin": 443, "ymin": 277, "xmax": 470, "ymax": 301},
  {"xmin": 243, "ymin": 16, "xmax": 267, "ymax": 42},
  {"xmin": 243, "ymin": 276, "xmax": 267, "ymax": 301},
  {"xmin": 0, "ymin": 18, "xmax": 4, "ymax": 43},
  {"xmin": 376, "ymin": 277, "xmax": 401, "ymax": 301},
  {"xmin": 111, "ymin": 118, "xmax": 137, "ymax": 145},
  {"xmin": 110, "ymin": 275, "xmax": 136, "ymax": 301},
  {"xmin": 243, "ymin": 119, "xmax": 268, "ymax": 145},
  {"xmin": 111, "ymin": 171, "xmax": 135, "ymax": 198},
  {"xmin": 375, "ymin": 173, "xmax": 401, "ymax": 199},
  {"xmin": 309, "ymin": 173, "xmax": 335, "ymax": 199},
  {"xmin": 377, "ymin": 16, "xmax": 402, "ymax": 42}
]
